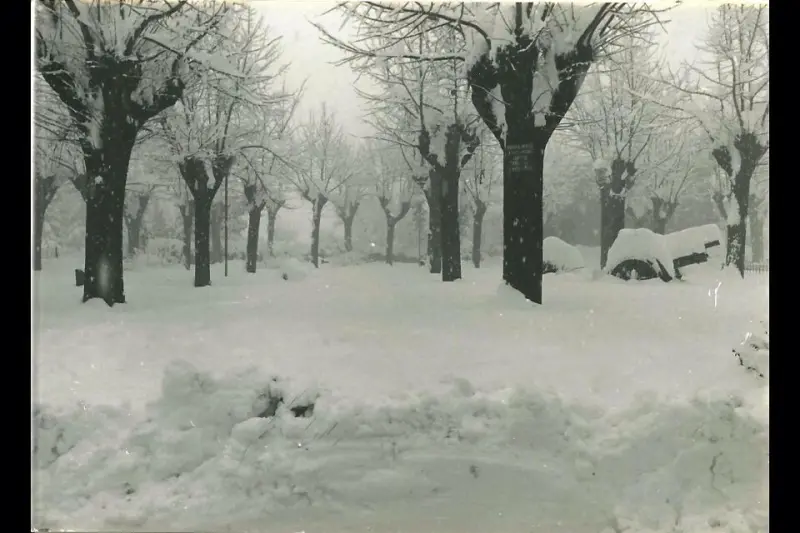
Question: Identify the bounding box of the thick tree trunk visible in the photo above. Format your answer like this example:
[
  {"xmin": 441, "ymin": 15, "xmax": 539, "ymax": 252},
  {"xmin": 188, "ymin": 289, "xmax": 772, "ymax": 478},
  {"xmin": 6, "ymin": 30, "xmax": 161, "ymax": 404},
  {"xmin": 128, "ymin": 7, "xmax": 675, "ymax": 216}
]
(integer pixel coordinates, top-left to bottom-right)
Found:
[
  {"xmin": 310, "ymin": 195, "xmax": 327, "ymax": 268},
  {"xmin": 385, "ymin": 221, "xmax": 396, "ymax": 265},
  {"xmin": 194, "ymin": 196, "xmax": 212, "ymax": 287},
  {"xmin": 712, "ymin": 133, "xmax": 764, "ymax": 277},
  {"xmin": 81, "ymin": 126, "xmax": 136, "ymax": 305},
  {"xmin": 503, "ymin": 137, "xmax": 545, "ymax": 303},
  {"xmin": 246, "ymin": 206, "xmax": 263, "ymax": 273},
  {"xmin": 179, "ymin": 201, "xmax": 194, "ymax": 271},
  {"xmin": 426, "ymin": 178, "xmax": 442, "ymax": 274},
  {"xmin": 472, "ymin": 201, "xmax": 486, "ymax": 268},
  {"xmin": 440, "ymin": 171, "xmax": 461, "ymax": 282},
  {"xmin": 266, "ymin": 209, "xmax": 278, "ymax": 257},
  {"xmin": 598, "ymin": 159, "xmax": 635, "ymax": 269},
  {"xmin": 749, "ymin": 206, "xmax": 764, "ymax": 263},
  {"xmin": 210, "ymin": 203, "xmax": 223, "ymax": 264}
]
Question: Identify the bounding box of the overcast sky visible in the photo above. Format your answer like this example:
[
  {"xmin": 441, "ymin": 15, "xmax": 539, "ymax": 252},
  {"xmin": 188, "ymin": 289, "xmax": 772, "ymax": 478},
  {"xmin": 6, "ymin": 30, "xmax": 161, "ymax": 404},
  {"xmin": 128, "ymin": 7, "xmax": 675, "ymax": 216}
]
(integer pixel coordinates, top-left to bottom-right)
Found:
[{"xmin": 252, "ymin": 2, "xmax": 714, "ymax": 139}]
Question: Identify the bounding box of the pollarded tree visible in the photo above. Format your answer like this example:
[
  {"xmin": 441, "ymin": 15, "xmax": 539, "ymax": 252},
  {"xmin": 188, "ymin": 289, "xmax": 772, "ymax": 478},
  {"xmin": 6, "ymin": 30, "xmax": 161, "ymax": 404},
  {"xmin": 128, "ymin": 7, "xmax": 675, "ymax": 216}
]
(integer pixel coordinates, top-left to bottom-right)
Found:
[
  {"xmin": 355, "ymin": 31, "xmax": 480, "ymax": 281},
  {"xmin": 461, "ymin": 129, "xmax": 502, "ymax": 268},
  {"xmin": 328, "ymin": 143, "xmax": 371, "ymax": 254},
  {"xmin": 667, "ymin": 4, "xmax": 768, "ymax": 275},
  {"xmin": 318, "ymin": 2, "xmax": 665, "ymax": 302},
  {"xmin": 160, "ymin": 4, "xmax": 277, "ymax": 286},
  {"xmin": 35, "ymin": 0, "xmax": 230, "ymax": 304},
  {"xmin": 371, "ymin": 145, "xmax": 417, "ymax": 265},
  {"xmin": 567, "ymin": 32, "xmax": 675, "ymax": 268},
  {"xmin": 291, "ymin": 104, "xmax": 356, "ymax": 268},
  {"xmin": 625, "ymin": 121, "xmax": 704, "ymax": 235},
  {"xmin": 237, "ymin": 79, "xmax": 302, "ymax": 272}
]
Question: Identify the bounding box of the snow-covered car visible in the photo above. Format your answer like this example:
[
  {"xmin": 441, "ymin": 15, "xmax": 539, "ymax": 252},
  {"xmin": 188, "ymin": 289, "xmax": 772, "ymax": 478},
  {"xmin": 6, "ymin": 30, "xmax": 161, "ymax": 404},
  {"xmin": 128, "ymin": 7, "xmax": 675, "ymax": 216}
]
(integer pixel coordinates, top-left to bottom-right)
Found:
[{"xmin": 606, "ymin": 224, "xmax": 722, "ymax": 281}]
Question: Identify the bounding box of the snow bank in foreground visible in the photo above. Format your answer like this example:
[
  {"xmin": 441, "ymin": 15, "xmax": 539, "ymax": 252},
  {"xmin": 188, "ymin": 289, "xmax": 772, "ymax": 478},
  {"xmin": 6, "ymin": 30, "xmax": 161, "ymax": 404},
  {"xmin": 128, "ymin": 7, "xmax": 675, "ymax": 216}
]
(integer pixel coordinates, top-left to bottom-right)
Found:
[
  {"xmin": 34, "ymin": 360, "xmax": 768, "ymax": 532},
  {"xmin": 606, "ymin": 228, "xmax": 675, "ymax": 278},
  {"xmin": 544, "ymin": 236, "xmax": 585, "ymax": 273}
]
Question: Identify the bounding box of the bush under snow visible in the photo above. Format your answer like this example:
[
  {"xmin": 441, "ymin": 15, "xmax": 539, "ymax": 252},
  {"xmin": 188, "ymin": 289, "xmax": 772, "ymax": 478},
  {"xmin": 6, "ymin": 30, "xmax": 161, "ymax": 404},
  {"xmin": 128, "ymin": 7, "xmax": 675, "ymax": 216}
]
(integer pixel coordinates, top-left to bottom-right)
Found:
[{"xmin": 543, "ymin": 236, "xmax": 585, "ymax": 273}]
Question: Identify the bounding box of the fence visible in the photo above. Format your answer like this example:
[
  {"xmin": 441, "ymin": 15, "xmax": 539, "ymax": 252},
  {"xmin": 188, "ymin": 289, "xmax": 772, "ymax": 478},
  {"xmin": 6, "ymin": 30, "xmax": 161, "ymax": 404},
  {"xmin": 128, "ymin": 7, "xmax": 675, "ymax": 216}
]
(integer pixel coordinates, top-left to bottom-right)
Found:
[{"xmin": 744, "ymin": 262, "xmax": 769, "ymax": 274}]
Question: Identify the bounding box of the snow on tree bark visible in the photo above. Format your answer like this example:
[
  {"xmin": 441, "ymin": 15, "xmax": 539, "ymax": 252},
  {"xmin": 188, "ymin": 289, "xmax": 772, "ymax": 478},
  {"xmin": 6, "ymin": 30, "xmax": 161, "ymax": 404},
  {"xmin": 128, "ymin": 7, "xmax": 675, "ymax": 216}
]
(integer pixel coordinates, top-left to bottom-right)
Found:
[
  {"xmin": 34, "ymin": 0, "xmax": 216, "ymax": 305},
  {"xmin": 711, "ymin": 133, "xmax": 766, "ymax": 276},
  {"xmin": 468, "ymin": 16, "xmax": 597, "ymax": 303},
  {"xmin": 243, "ymin": 183, "xmax": 266, "ymax": 274},
  {"xmin": 597, "ymin": 159, "xmax": 637, "ymax": 269},
  {"xmin": 178, "ymin": 154, "xmax": 234, "ymax": 287}
]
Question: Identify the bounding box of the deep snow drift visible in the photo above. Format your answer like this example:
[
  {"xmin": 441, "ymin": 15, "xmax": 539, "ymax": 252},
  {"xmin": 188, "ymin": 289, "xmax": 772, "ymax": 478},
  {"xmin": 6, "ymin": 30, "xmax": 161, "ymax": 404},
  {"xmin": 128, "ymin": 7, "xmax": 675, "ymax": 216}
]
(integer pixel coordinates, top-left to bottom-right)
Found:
[{"xmin": 32, "ymin": 254, "xmax": 768, "ymax": 532}]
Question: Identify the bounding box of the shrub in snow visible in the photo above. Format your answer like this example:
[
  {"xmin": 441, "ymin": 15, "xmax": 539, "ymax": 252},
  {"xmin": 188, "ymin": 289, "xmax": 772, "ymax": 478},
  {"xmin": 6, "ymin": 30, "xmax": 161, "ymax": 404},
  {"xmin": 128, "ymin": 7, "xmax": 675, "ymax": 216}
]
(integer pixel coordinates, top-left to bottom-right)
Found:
[
  {"xmin": 606, "ymin": 228, "xmax": 675, "ymax": 282},
  {"xmin": 326, "ymin": 251, "xmax": 370, "ymax": 266},
  {"xmin": 142, "ymin": 238, "xmax": 184, "ymax": 266},
  {"xmin": 277, "ymin": 257, "xmax": 314, "ymax": 281},
  {"xmin": 543, "ymin": 236, "xmax": 585, "ymax": 274},
  {"xmin": 732, "ymin": 321, "xmax": 769, "ymax": 381}
]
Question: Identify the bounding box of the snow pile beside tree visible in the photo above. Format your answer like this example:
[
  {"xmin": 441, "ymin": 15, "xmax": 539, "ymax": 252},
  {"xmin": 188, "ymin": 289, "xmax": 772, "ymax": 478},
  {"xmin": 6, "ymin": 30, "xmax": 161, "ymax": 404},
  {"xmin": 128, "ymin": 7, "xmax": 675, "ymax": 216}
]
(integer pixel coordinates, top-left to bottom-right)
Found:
[
  {"xmin": 543, "ymin": 236, "xmax": 585, "ymax": 273},
  {"xmin": 34, "ymin": 361, "xmax": 767, "ymax": 532},
  {"xmin": 606, "ymin": 228, "xmax": 675, "ymax": 281}
]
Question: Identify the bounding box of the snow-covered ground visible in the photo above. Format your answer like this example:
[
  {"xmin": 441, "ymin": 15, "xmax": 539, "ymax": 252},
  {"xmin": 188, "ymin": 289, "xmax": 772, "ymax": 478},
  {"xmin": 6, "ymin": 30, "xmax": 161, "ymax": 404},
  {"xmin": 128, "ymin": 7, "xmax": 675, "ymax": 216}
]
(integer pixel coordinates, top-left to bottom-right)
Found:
[{"xmin": 32, "ymin": 252, "xmax": 769, "ymax": 532}]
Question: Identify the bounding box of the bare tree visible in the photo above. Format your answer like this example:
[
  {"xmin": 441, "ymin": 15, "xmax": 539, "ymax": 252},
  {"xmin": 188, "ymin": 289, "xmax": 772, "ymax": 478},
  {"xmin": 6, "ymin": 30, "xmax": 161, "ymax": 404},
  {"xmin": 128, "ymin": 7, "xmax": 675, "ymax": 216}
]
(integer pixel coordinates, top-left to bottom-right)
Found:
[
  {"xmin": 160, "ymin": 4, "xmax": 277, "ymax": 286},
  {"xmin": 35, "ymin": 0, "xmax": 230, "ymax": 304},
  {"xmin": 291, "ymin": 104, "xmax": 355, "ymax": 267},
  {"xmin": 356, "ymin": 31, "xmax": 480, "ymax": 281},
  {"xmin": 568, "ymin": 33, "xmax": 675, "ymax": 268},
  {"xmin": 462, "ymin": 130, "xmax": 501, "ymax": 268},
  {"xmin": 666, "ymin": 5, "xmax": 768, "ymax": 275},
  {"xmin": 625, "ymin": 122, "xmax": 704, "ymax": 234},
  {"xmin": 238, "ymin": 77, "xmax": 301, "ymax": 272},
  {"xmin": 371, "ymin": 145, "xmax": 417, "ymax": 265},
  {"xmin": 317, "ymin": 2, "xmax": 666, "ymax": 302}
]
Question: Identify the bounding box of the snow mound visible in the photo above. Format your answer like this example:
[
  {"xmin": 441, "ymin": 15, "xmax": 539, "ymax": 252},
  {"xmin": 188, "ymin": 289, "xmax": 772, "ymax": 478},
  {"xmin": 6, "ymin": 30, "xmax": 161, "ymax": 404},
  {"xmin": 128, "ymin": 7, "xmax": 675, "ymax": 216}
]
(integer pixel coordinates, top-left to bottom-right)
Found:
[
  {"xmin": 277, "ymin": 257, "xmax": 314, "ymax": 281},
  {"xmin": 495, "ymin": 282, "xmax": 540, "ymax": 307},
  {"xmin": 606, "ymin": 228, "xmax": 675, "ymax": 279},
  {"xmin": 544, "ymin": 236, "xmax": 585, "ymax": 273},
  {"xmin": 664, "ymin": 224, "xmax": 722, "ymax": 259},
  {"xmin": 34, "ymin": 363, "xmax": 767, "ymax": 532}
]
